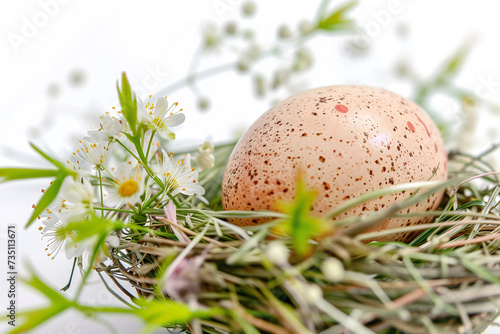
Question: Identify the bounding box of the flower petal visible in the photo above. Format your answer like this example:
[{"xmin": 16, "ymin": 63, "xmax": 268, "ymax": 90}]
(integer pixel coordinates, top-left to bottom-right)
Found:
[
  {"xmin": 157, "ymin": 127, "xmax": 174, "ymax": 139},
  {"xmin": 65, "ymin": 238, "xmax": 86, "ymax": 259},
  {"xmin": 179, "ymin": 184, "xmax": 205, "ymax": 196},
  {"xmin": 154, "ymin": 97, "xmax": 169, "ymax": 119},
  {"xmin": 165, "ymin": 113, "xmax": 185, "ymax": 127},
  {"xmin": 164, "ymin": 200, "xmax": 177, "ymax": 224}
]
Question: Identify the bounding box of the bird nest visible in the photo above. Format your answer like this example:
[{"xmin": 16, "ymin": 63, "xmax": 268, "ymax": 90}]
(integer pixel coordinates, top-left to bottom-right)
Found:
[
  {"xmin": 98, "ymin": 144, "xmax": 500, "ymax": 334},
  {"xmin": 8, "ymin": 76, "xmax": 500, "ymax": 334}
]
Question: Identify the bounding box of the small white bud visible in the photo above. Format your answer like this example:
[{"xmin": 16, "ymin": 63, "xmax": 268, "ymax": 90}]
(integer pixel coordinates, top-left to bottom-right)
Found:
[
  {"xmin": 243, "ymin": 29, "xmax": 254, "ymax": 40},
  {"xmin": 272, "ymin": 68, "xmax": 290, "ymax": 90},
  {"xmin": 197, "ymin": 96, "xmax": 210, "ymax": 111},
  {"xmin": 69, "ymin": 69, "xmax": 86, "ymax": 87},
  {"xmin": 291, "ymin": 280, "xmax": 323, "ymax": 304},
  {"xmin": 225, "ymin": 22, "xmax": 237, "ymax": 35},
  {"xmin": 246, "ymin": 44, "xmax": 261, "ymax": 59},
  {"xmin": 242, "ymin": 1, "xmax": 256, "ymax": 17},
  {"xmin": 203, "ymin": 23, "xmax": 220, "ymax": 51},
  {"xmin": 195, "ymin": 141, "xmax": 215, "ymax": 170},
  {"xmin": 321, "ymin": 257, "xmax": 345, "ymax": 282},
  {"xmin": 304, "ymin": 284, "xmax": 323, "ymax": 304},
  {"xmin": 237, "ymin": 58, "xmax": 251, "ymax": 72},
  {"xmin": 298, "ymin": 20, "xmax": 315, "ymax": 35},
  {"xmin": 278, "ymin": 25, "xmax": 292, "ymax": 39},
  {"xmin": 253, "ymin": 74, "xmax": 266, "ymax": 96},
  {"xmin": 294, "ymin": 47, "xmax": 313, "ymax": 72},
  {"xmin": 47, "ymin": 83, "xmax": 60, "ymax": 98},
  {"xmin": 265, "ymin": 241, "xmax": 289, "ymax": 265}
]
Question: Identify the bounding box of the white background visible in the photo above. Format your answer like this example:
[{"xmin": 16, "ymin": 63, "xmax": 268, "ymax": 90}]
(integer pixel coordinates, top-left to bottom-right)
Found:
[{"xmin": 1, "ymin": 0, "xmax": 500, "ymax": 333}]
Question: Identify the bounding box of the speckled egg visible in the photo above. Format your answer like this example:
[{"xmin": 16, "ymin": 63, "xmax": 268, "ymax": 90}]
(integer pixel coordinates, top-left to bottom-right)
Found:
[{"xmin": 222, "ymin": 86, "xmax": 448, "ymax": 241}]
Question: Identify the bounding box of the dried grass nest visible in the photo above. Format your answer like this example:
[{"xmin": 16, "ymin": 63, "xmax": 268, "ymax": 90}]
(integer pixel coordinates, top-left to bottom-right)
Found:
[{"xmin": 100, "ymin": 144, "xmax": 500, "ymax": 334}]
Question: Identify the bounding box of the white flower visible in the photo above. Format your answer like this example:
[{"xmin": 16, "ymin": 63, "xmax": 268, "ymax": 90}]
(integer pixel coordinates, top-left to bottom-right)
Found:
[
  {"xmin": 139, "ymin": 97, "xmax": 185, "ymax": 139},
  {"xmin": 65, "ymin": 158, "xmax": 91, "ymax": 182},
  {"xmin": 37, "ymin": 176, "xmax": 93, "ymax": 226},
  {"xmin": 38, "ymin": 194, "xmax": 66, "ymax": 224},
  {"xmin": 195, "ymin": 141, "xmax": 215, "ymax": 170},
  {"xmin": 87, "ymin": 111, "xmax": 123, "ymax": 141},
  {"xmin": 42, "ymin": 218, "xmax": 87, "ymax": 260},
  {"xmin": 38, "ymin": 177, "xmax": 94, "ymax": 226},
  {"xmin": 40, "ymin": 177, "xmax": 96, "ymax": 260},
  {"xmin": 107, "ymin": 162, "xmax": 145, "ymax": 206},
  {"xmin": 73, "ymin": 137, "xmax": 112, "ymax": 167},
  {"xmin": 106, "ymin": 233, "xmax": 120, "ymax": 248},
  {"xmin": 156, "ymin": 150, "xmax": 205, "ymax": 198},
  {"xmin": 57, "ymin": 177, "xmax": 95, "ymax": 222}
]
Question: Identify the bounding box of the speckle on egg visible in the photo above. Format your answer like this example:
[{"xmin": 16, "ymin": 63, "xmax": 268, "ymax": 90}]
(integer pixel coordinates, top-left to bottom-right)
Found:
[{"xmin": 221, "ymin": 86, "xmax": 448, "ymax": 242}]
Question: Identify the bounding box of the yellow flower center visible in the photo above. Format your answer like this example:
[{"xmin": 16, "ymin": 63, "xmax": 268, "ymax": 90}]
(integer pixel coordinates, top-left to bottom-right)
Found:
[
  {"xmin": 152, "ymin": 117, "xmax": 165, "ymax": 129},
  {"xmin": 118, "ymin": 180, "xmax": 139, "ymax": 197}
]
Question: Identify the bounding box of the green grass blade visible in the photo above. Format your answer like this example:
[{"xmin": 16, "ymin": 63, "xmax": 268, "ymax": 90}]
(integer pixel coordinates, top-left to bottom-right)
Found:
[
  {"xmin": 0, "ymin": 168, "xmax": 59, "ymax": 182},
  {"xmin": 29, "ymin": 143, "xmax": 67, "ymax": 170},
  {"xmin": 26, "ymin": 172, "xmax": 67, "ymax": 227},
  {"xmin": 117, "ymin": 72, "xmax": 138, "ymax": 135},
  {"xmin": 460, "ymin": 256, "xmax": 500, "ymax": 285},
  {"xmin": 318, "ymin": 0, "xmax": 358, "ymax": 30}
]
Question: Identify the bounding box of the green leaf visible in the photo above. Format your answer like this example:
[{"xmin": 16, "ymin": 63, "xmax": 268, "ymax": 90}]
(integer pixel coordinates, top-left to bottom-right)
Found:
[
  {"xmin": 22, "ymin": 271, "xmax": 70, "ymax": 305},
  {"xmin": 273, "ymin": 173, "xmax": 332, "ymax": 257},
  {"xmin": 136, "ymin": 300, "xmax": 192, "ymax": 325},
  {"xmin": 0, "ymin": 168, "xmax": 59, "ymax": 182},
  {"xmin": 134, "ymin": 299, "xmax": 217, "ymax": 333},
  {"xmin": 66, "ymin": 215, "xmax": 123, "ymax": 243},
  {"xmin": 434, "ymin": 43, "xmax": 471, "ymax": 84},
  {"xmin": 232, "ymin": 314, "xmax": 260, "ymax": 334},
  {"xmin": 318, "ymin": 0, "xmax": 358, "ymax": 31},
  {"xmin": 30, "ymin": 143, "xmax": 68, "ymax": 171},
  {"xmin": 26, "ymin": 172, "xmax": 68, "ymax": 227},
  {"xmin": 117, "ymin": 72, "xmax": 138, "ymax": 135},
  {"xmin": 8, "ymin": 272, "xmax": 72, "ymax": 334},
  {"xmin": 1, "ymin": 144, "xmax": 75, "ymax": 183},
  {"xmin": 8, "ymin": 305, "xmax": 67, "ymax": 334}
]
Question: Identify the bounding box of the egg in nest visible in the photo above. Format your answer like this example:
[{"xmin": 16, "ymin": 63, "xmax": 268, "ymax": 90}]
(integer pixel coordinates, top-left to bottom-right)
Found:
[{"xmin": 221, "ymin": 86, "xmax": 448, "ymax": 242}]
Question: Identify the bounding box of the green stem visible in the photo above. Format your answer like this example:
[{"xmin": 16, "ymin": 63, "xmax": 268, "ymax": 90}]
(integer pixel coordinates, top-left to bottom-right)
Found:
[
  {"xmin": 143, "ymin": 190, "xmax": 163, "ymax": 209},
  {"xmin": 154, "ymin": 62, "xmax": 236, "ymax": 97},
  {"xmin": 326, "ymin": 180, "xmax": 444, "ymax": 219},
  {"xmin": 73, "ymin": 304, "xmax": 136, "ymax": 315},
  {"xmin": 97, "ymin": 168, "xmax": 104, "ymax": 217},
  {"xmin": 94, "ymin": 207, "xmax": 135, "ymax": 214},
  {"xmin": 75, "ymin": 233, "xmax": 108, "ymax": 299},
  {"xmin": 186, "ymin": 43, "xmax": 205, "ymax": 94},
  {"xmin": 177, "ymin": 141, "xmax": 237, "ymax": 155},
  {"xmin": 97, "ymin": 271, "xmax": 138, "ymax": 309},
  {"xmin": 115, "ymin": 139, "xmax": 141, "ymax": 162},
  {"xmin": 60, "ymin": 258, "xmax": 77, "ymax": 292},
  {"xmin": 145, "ymin": 130, "xmax": 156, "ymax": 162}
]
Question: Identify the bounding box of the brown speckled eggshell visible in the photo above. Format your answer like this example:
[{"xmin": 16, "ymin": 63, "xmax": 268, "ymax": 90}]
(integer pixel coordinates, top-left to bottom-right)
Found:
[{"xmin": 221, "ymin": 86, "xmax": 447, "ymax": 242}]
